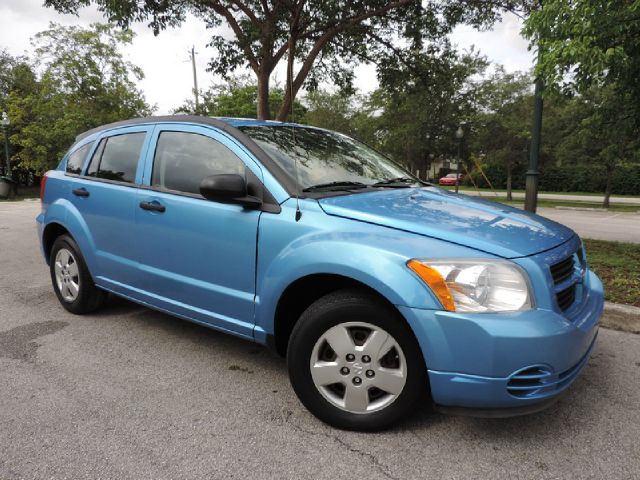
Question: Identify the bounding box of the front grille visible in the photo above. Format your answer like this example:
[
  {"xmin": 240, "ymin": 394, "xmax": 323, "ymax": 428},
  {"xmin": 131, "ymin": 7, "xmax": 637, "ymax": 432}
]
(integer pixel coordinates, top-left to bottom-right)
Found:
[
  {"xmin": 550, "ymin": 254, "xmax": 578, "ymax": 312},
  {"xmin": 556, "ymin": 284, "xmax": 576, "ymax": 311},
  {"xmin": 550, "ymin": 256, "xmax": 575, "ymax": 285}
]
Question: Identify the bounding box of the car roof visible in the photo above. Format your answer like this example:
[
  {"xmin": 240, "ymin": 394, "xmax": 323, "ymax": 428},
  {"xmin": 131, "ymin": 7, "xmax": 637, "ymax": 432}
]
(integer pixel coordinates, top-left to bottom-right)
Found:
[{"xmin": 75, "ymin": 115, "xmax": 310, "ymax": 142}]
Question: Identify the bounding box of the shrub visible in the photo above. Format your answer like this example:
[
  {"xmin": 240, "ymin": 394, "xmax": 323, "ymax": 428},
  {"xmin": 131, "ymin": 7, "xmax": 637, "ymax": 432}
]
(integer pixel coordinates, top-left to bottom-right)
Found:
[{"xmin": 463, "ymin": 163, "xmax": 640, "ymax": 195}]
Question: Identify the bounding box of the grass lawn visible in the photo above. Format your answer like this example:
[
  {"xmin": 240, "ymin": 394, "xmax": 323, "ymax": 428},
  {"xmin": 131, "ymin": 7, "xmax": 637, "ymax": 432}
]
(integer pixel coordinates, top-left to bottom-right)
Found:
[
  {"xmin": 456, "ymin": 193, "xmax": 640, "ymax": 212},
  {"xmin": 584, "ymin": 239, "xmax": 640, "ymax": 307},
  {"xmin": 498, "ymin": 199, "xmax": 640, "ymax": 213},
  {"xmin": 442, "ymin": 185, "xmax": 640, "ymax": 198}
]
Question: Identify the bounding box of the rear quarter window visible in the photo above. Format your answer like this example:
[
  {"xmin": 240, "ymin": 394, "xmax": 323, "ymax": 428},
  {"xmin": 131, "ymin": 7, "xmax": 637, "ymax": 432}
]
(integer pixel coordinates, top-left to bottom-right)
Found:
[
  {"xmin": 65, "ymin": 142, "xmax": 94, "ymax": 175},
  {"xmin": 86, "ymin": 132, "xmax": 146, "ymax": 183}
]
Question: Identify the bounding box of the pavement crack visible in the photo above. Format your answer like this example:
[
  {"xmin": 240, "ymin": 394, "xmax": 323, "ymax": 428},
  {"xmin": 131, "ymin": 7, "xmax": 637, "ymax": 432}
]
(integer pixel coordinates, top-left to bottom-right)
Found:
[{"xmin": 284, "ymin": 417, "xmax": 399, "ymax": 480}]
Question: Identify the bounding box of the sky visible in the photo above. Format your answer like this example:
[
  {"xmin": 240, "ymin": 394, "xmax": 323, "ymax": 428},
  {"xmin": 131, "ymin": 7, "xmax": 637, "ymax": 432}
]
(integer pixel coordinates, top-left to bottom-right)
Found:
[{"xmin": 0, "ymin": 0, "xmax": 534, "ymax": 114}]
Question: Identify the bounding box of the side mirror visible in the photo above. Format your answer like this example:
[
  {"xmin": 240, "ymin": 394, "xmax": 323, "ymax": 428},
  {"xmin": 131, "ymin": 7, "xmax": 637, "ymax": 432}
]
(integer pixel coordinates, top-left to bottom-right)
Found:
[{"xmin": 199, "ymin": 174, "xmax": 262, "ymax": 209}]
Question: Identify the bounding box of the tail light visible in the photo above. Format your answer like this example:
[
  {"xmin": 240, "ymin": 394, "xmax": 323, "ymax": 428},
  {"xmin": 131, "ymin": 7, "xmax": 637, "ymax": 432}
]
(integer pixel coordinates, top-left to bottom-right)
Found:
[{"xmin": 40, "ymin": 172, "xmax": 49, "ymax": 203}]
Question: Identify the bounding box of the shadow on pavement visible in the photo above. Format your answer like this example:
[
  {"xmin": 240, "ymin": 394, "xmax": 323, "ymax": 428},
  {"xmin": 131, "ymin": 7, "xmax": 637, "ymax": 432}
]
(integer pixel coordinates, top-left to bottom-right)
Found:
[{"xmin": 88, "ymin": 293, "xmax": 609, "ymax": 439}]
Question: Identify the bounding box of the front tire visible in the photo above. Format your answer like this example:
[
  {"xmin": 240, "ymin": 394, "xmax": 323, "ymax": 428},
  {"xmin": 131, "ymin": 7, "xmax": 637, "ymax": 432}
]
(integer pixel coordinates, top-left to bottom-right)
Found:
[
  {"xmin": 50, "ymin": 234, "xmax": 106, "ymax": 314},
  {"xmin": 287, "ymin": 289, "xmax": 427, "ymax": 431}
]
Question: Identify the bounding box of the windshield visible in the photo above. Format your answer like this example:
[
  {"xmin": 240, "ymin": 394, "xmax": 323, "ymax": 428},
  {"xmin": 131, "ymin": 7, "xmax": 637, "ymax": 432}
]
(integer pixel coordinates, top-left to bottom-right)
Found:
[{"xmin": 238, "ymin": 125, "xmax": 417, "ymax": 190}]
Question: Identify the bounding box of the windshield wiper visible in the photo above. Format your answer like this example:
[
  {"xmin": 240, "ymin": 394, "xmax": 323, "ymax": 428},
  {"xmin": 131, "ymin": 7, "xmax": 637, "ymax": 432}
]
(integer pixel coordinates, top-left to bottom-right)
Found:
[
  {"xmin": 302, "ymin": 181, "xmax": 368, "ymax": 192},
  {"xmin": 372, "ymin": 177, "xmax": 419, "ymax": 187}
]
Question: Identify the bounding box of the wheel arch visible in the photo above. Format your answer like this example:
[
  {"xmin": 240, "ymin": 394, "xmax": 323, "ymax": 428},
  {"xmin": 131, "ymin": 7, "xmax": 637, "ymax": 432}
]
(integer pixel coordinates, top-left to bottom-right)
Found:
[
  {"xmin": 40, "ymin": 199, "xmax": 98, "ymax": 273},
  {"xmin": 271, "ymin": 273, "xmax": 411, "ymax": 357},
  {"xmin": 42, "ymin": 222, "xmax": 71, "ymax": 264}
]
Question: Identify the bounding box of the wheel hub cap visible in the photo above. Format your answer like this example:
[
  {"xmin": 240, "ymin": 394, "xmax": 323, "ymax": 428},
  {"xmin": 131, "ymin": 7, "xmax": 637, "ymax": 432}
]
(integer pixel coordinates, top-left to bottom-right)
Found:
[
  {"xmin": 310, "ymin": 321, "xmax": 407, "ymax": 414},
  {"xmin": 54, "ymin": 248, "xmax": 80, "ymax": 302}
]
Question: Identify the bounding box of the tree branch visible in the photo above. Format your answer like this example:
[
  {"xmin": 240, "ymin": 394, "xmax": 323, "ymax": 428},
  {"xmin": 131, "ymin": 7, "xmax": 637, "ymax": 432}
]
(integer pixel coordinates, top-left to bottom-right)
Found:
[
  {"xmin": 202, "ymin": 0, "xmax": 260, "ymax": 72},
  {"xmin": 298, "ymin": 0, "xmax": 413, "ymax": 41},
  {"xmin": 229, "ymin": 0, "xmax": 261, "ymax": 27}
]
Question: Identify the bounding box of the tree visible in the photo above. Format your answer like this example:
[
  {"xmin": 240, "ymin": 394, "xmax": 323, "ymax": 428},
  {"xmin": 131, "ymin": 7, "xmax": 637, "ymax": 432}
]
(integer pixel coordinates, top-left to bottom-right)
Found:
[
  {"xmin": 566, "ymin": 85, "xmax": 638, "ymax": 207},
  {"xmin": 523, "ymin": 0, "xmax": 640, "ymax": 126},
  {"xmin": 470, "ymin": 69, "xmax": 533, "ymax": 199},
  {"xmin": 523, "ymin": 0, "xmax": 640, "ymax": 204},
  {"xmin": 1, "ymin": 51, "xmax": 38, "ymax": 107},
  {"xmin": 371, "ymin": 42, "xmax": 489, "ymax": 176},
  {"xmin": 45, "ymin": 0, "xmax": 526, "ymax": 120},
  {"xmin": 302, "ymin": 89, "xmax": 363, "ymax": 135},
  {"xmin": 5, "ymin": 23, "xmax": 153, "ymax": 174},
  {"xmin": 173, "ymin": 76, "xmax": 306, "ymax": 118}
]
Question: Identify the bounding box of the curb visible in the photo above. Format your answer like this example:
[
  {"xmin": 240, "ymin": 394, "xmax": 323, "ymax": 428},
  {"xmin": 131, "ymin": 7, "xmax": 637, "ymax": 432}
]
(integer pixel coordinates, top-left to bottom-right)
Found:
[
  {"xmin": 554, "ymin": 206, "xmax": 608, "ymax": 212},
  {"xmin": 601, "ymin": 302, "xmax": 640, "ymax": 334}
]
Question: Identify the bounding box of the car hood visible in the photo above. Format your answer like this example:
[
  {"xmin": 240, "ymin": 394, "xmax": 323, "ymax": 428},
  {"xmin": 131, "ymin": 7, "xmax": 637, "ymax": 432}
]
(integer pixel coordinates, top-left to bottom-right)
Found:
[{"xmin": 317, "ymin": 187, "xmax": 575, "ymax": 258}]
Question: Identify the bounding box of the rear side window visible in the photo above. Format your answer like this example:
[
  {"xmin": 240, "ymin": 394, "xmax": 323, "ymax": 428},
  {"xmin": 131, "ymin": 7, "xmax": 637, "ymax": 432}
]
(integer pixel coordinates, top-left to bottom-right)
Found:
[
  {"xmin": 65, "ymin": 142, "xmax": 93, "ymax": 175},
  {"xmin": 86, "ymin": 132, "xmax": 145, "ymax": 183},
  {"xmin": 151, "ymin": 131, "xmax": 245, "ymax": 195}
]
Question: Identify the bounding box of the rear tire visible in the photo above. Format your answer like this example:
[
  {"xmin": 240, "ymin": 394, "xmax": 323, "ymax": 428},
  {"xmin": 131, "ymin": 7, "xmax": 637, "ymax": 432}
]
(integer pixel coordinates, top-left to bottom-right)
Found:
[
  {"xmin": 50, "ymin": 234, "xmax": 106, "ymax": 314},
  {"xmin": 287, "ymin": 289, "xmax": 427, "ymax": 431}
]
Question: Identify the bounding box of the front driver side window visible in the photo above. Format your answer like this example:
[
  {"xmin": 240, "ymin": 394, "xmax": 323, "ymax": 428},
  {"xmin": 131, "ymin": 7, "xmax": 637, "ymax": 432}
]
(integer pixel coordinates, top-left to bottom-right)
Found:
[{"xmin": 152, "ymin": 131, "xmax": 245, "ymax": 195}]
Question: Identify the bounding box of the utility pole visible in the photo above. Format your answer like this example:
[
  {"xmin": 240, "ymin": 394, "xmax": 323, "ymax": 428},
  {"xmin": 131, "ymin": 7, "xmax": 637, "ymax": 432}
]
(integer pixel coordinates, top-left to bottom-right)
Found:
[{"xmin": 190, "ymin": 46, "xmax": 200, "ymax": 113}]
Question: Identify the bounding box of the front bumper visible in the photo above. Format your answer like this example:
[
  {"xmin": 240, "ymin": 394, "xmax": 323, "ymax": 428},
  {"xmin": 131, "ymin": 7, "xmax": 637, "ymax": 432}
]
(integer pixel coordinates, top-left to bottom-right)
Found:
[{"xmin": 398, "ymin": 269, "xmax": 603, "ymax": 410}]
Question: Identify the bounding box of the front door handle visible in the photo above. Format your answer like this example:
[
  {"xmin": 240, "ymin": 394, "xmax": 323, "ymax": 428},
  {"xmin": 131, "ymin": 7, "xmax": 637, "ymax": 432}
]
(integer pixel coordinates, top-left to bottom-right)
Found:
[
  {"xmin": 139, "ymin": 201, "xmax": 166, "ymax": 213},
  {"xmin": 72, "ymin": 188, "xmax": 90, "ymax": 197}
]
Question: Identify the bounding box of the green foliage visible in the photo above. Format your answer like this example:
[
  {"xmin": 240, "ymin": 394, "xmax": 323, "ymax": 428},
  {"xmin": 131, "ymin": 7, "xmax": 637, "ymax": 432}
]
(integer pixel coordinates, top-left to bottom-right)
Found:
[
  {"xmin": 363, "ymin": 42, "xmax": 490, "ymax": 171},
  {"xmin": 174, "ymin": 76, "xmax": 305, "ymax": 118},
  {"xmin": 45, "ymin": 0, "xmax": 525, "ymax": 119},
  {"xmin": 302, "ymin": 90, "xmax": 361, "ymax": 135},
  {"xmin": 523, "ymin": 0, "xmax": 640, "ymax": 125},
  {"xmin": 464, "ymin": 163, "xmax": 640, "ymax": 195},
  {"xmin": 2, "ymin": 23, "xmax": 153, "ymax": 174},
  {"xmin": 468, "ymin": 68, "xmax": 533, "ymax": 192}
]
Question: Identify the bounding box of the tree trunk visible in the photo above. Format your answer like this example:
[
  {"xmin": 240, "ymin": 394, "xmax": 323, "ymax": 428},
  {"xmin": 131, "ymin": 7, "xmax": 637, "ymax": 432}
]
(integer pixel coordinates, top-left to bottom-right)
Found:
[
  {"xmin": 506, "ymin": 162, "xmax": 513, "ymax": 201},
  {"xmin": 256, "ymin": 70, "xmax": 271, "ymax": 120},
  {"xmin": 603, "ymin": 164, "xmax": 613, "ymax": 209}
]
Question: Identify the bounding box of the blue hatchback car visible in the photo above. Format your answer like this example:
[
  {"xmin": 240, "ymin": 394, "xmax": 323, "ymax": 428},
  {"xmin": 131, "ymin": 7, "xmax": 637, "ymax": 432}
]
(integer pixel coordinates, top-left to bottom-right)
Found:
[{"xmin": 37, "ymin": 116, "xmax": 603, "ymax": 430}]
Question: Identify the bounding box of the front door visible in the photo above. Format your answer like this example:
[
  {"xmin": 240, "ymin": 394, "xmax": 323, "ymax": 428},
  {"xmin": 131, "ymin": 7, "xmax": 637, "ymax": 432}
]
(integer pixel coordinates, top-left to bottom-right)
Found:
[{"xmin": 133, "ymin": 125, "xmax": 262, "ymax": 338}]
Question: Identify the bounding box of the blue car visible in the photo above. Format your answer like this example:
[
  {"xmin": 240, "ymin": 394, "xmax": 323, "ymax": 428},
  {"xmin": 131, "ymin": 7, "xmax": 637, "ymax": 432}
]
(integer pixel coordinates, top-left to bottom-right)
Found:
[{"xmin": 37, "ymin": 116, "xmax": 603, "ymax": 430}]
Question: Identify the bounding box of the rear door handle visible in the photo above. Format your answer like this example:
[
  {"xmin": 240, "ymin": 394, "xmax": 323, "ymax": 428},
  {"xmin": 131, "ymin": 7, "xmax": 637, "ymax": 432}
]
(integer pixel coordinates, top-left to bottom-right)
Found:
[
  {"xmin": 139, "ymin": 201, "xmax": 166, "ymax": 213},
  {"xmin": 72, "ymin": 188, "xmax": 90, "ymax": 197}
]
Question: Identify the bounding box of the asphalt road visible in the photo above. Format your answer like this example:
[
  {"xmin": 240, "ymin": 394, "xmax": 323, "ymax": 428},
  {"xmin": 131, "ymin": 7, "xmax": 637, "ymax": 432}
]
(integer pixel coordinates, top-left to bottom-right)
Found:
[
  {"xmin": 1, "ymin": 201, "xmax": 639, "ymax": 479},
  {"xmin": 459, "ymin": 190, "xmax": 640, "ymax": 205},
  {"xmin": 536, "ymin": 208, "xmax": 640, "ymax": 244}
]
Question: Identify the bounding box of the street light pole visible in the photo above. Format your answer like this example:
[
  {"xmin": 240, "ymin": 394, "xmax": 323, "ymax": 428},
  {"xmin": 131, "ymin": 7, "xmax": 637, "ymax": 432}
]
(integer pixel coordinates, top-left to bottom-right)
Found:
[
  {"xmin": 525, "ymin": 0, "xmax": 544, "ymax": 213},
  {"xmin": 524, "ymin": 72, "xmax": 543, "ymax": 212},
  {"xmin": 455, "ymin": 125, "xmax": 464, "ymax": 194},
  {"xmin": 1, "ymin": 112, "xmax": 10, "ymax": 178}
]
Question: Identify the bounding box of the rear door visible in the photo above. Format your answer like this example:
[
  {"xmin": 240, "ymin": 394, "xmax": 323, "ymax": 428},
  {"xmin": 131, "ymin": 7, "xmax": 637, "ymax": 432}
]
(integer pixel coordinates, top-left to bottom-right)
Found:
[
  {"xmin": 133, "ymin": 124, "xmax": 263, "ymax": 338},
  {"xmin": 69, "ymin": 126, "xmax": 153, "ymax": 288}
]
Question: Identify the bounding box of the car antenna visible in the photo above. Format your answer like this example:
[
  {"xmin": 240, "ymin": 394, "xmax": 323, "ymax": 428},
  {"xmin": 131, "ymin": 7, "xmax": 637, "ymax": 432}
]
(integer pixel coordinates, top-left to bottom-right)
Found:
[{"xmin": 288, "ymin": 36, "xmax": 302, "ymax": 222}]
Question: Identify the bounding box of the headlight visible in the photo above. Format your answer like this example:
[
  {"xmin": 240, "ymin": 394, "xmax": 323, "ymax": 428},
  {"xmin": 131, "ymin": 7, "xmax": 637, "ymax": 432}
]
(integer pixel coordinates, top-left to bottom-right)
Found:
[{"xmin": 407, "ymin": 259, "xmax": 533, "ymax": 312}]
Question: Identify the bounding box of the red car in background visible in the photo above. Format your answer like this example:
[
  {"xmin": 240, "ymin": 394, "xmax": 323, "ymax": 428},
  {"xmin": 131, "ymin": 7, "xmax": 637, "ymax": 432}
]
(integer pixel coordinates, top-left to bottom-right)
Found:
[{"xmin": 438, "ymin": 173, "xmax": 464, "ymax": 186}]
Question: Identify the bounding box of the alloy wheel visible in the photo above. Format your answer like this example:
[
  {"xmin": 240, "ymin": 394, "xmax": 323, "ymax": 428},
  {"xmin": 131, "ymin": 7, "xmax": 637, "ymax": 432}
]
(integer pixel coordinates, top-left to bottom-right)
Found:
[
  {"xmin": 54, "ymin": 248, "xmax": 80, "ymax": 302},
  {"xmin": 309, "ymin": 321, "xmax": 407, "ymax": 414}
]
